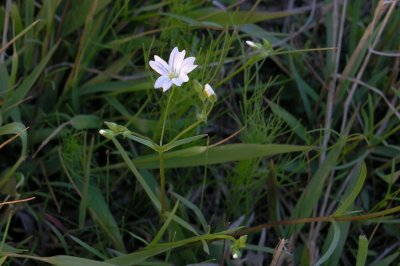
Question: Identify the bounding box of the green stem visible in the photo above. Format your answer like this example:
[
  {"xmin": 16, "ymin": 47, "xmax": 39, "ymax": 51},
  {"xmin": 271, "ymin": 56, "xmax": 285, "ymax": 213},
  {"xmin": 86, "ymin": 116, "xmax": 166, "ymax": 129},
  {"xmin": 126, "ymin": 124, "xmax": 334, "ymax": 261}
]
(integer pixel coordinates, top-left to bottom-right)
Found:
[
  {"xmin": 159, "ymin": 151, "xmax": 167, "ymax": 217},
  {"xmin": 0, "ymin": 209, "xmax": 12, "ymax": 251},
  {"xmin": 160, "ymin": 87, "xmax": 175, "ymax": 146},
  {"xmin": 166, "ymin": 102, "xmax": 215, "ymax": 147},
  {"xmin": 158, "ymin": 87, "xmax": 175, "ymax": 218},
  {"xmin": 168, "ymin": 119, "xmax": 204, "ymax": 145}
]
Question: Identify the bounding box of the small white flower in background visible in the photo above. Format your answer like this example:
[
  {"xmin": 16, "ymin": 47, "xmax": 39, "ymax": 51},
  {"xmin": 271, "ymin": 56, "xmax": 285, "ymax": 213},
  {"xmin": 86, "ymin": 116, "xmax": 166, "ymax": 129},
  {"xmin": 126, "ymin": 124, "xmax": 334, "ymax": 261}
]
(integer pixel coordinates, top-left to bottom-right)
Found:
[
  {"xmin": 245, "ymin": 40, "xmax": 257, "ymax": 48},
  {"xmin": 246, "ymin": 40, "xmax": 262, "ymax": 50},
  {"xmin": 204, "ymin": 83, "xmax": 217, "ymax": 103},
  {"xmin": 149, "ymin": 47, "xmax": 198, "ymax": 92}
]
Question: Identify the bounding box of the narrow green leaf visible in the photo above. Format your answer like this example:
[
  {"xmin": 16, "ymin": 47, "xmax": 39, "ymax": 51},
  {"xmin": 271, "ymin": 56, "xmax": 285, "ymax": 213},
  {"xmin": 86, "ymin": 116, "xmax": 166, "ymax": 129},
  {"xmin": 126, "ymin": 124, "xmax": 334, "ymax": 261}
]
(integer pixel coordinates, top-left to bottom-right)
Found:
[
  {"xmin": 45, "ymin": 255, "xmax": 117, "ymax": 266},
  {"xmin": 162, "ymin": 134, "xmax": 207, "ymax": 152},
  {"xmin": 171, "ymin": 192, "xmax": 210, "ymax": 254},
  {"xmin": 334, "ymin": 162, "xmax": 367, "ymax": 215},
  {"xmin": 325, "ymin": 222, "xmax": 351, "ymax": 266},
  {"xmin": 61, "ymin": 0, "xmax": 112, "ymax": 36},
  {"xmin": 315, "ymin": 222, "xmax": 341, "ymax": 266},
  {"xmin": 80, "ymin": 80, "xmax": 151, "ymax": 96},
  {"xmin": 289, "ymin": 58, "xmax": 317, "ymax": 122},
  {"xmin": 0, "ymin": 255, "xmax": 7, "ymax": 265},
  {"xmin": 370, "ymin": 252, "xmax": 400, "ymax": 266},
  {"xmin": 68, "ymin": 235, "xmax": 106, "ymax": 260},
  {"xmin": 188, "ymin": 7, "xmax": 304, "ymax": 26},
  {"xmin": 111, "ymin": 138, "xmax": 160, "ymax": 210},
  {"xmin": 0, "ymin": 122, "xmax": 27, "ymax": 155},
  {"xmin": 171, "ymin": 192, "xmax": 208, "ymax": 233},
  {"xmin": 0, "ymin": 243, "xmax": 25, "ymax": 254},
  {"xmin": 0, "ymin": 253, "xmax": 116, "ymax": 266},
  {"xmin": 107, "ymin": 233, "xmax": 234, "ymax": 266},
  {"xmin": 1, "ymin": 43, "xmax": 58, "ymax": 120},
  {"xmin": 133, "ymin": 144, "xmax": 311, "ymax": 169},
  {"xmin": 288, "ymin": 143, "xmax": 343, "ymax": 234},
  {"xmin": 74, "ymin": 178, "xmax": 125, "ymax": 252},
  {"xmin": 124, "ymin": 133, "xmax": 160, "ymax": 152},
  {"xmin": 0, "ymin": 20, "xmax": 39, "ymax": 55},
  {"xmin": 149, "ymin": 201, "xmax": 180, "ymax": 246},
  {"xmin": 356, "ymin": 235, "xmax": 368, "ymax": 266}
]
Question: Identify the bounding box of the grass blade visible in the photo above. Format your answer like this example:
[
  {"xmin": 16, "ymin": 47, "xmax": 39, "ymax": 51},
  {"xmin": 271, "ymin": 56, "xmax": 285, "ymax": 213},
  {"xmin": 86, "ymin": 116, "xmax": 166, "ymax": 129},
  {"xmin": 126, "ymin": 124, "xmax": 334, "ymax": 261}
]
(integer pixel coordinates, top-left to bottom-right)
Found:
[
  {"xmin": 315, "ymin": 222, "xmax": 341, "ymax": 266},
  {"xmin": 356, "ymin": 235, "xmax": 368, "ymax": 266},
  {"xmin": 334, "ymin": 162, "xmax": 367, "ymax": 216},
  {"xmin": 133, "ymin": 143, "xmax": 311, "ymax": 169}
]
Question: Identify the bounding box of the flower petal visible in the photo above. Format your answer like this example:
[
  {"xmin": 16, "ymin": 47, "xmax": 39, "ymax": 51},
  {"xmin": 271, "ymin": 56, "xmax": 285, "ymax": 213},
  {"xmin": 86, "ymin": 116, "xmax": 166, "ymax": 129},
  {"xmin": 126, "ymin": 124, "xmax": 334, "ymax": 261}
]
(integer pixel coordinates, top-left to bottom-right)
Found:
[
  {"xmin": 173, "ymin": 49, "xmax": 186, "ymax": 72},
  {"xmin": 162, "ymin": 80, "xmax": 173, "ymax": 92},
  {"xmin": 179, "ymin": 72, "xmax": 189, "ymax": 82},
  {"xmin": 171, "ymin": 78, "xmax": 184, "ymax": 87},
  {"xmin": 180, "ymin": 57, "xmax": 197, "ymax": 74},
  {"xmin": 154, "ymin": 75, "xmax": 171, "ymax": 90},
  {"xmin": 154, "ymin": 55, "xmax": 170, "ymax": 72},
  {"xmin": 149, "ymin": 57, "xmax": 169, "ymax": 75},
  {"xmin": 168, "ymin": 47, "xmax": 179, "ymax": 69}
]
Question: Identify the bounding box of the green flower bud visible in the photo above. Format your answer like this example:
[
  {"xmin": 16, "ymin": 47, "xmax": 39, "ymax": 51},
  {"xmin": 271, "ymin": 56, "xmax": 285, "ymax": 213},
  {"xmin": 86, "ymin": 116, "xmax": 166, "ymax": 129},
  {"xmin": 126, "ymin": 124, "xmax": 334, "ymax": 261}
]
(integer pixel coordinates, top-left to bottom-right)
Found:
[{"xmin": 99, "ymin": 129, "xmax": 114, "ymax": 139}]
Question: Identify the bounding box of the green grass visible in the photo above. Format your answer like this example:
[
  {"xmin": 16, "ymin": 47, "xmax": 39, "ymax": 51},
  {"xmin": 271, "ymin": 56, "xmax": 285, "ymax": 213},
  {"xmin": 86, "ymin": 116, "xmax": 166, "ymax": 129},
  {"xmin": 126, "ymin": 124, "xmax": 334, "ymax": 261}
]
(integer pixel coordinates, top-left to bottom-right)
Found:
[{"xmin": 1, "ymin": 0, "xmax": 400, "ymax": 265}]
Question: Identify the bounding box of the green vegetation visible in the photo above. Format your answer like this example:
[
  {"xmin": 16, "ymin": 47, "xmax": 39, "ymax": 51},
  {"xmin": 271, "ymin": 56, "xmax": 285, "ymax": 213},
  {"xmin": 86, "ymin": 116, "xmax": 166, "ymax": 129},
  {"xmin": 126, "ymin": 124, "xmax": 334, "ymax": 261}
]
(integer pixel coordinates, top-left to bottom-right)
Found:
[{"xmin": 1, "ymin": 0, "xmax": 399, "ymax": 265}]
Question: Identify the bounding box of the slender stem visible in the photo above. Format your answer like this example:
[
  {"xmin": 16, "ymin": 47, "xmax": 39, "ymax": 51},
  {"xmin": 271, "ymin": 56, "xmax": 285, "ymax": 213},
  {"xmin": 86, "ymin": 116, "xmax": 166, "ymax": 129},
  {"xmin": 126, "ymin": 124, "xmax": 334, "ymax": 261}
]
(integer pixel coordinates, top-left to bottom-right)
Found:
[
  {"xmin": 158, "ymin": 87, "xmax": 175, "ymax": 218},
  {"xmin": 200, "ymin": 137, "xmax": 210, "ymax": 211},
  {"xmin": 159, "ymin": 151, "xmax": 167, "ymax": 217},
  {"xmin": 167, "ymin": 103, "xmax": 214, "ymax": 146},
  {"xmin": 0, "ymin": 209, "xmax": 13, "ymax": 251},
  {"xmin": 168, "ymin": 119, "xmax": 204, "ymax": 145},
  {"xmin": 233, "ymin": 204, "xmax": 400, "ymax": 236},
  {"xmin": 160, "ymin": 87, "xmax": 175, "ymax": 146}
]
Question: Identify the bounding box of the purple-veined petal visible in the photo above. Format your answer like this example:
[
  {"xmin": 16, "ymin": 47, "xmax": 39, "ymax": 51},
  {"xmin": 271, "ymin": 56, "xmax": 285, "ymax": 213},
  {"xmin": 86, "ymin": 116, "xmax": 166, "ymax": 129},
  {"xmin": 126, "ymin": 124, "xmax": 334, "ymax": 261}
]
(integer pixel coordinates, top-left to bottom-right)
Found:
[
  {"xmin": 171, "ymin": 78, "xmax": 184, "ymax": 87},
  {"xmin": 162, "ymin": 80, "xmax": 173, "ymax": 92},
  {"xmin": 154, "ymin": 75, "xmax": 171, "ymax": 89},
  {"xmin": 150, "ymin": 59, "xmax": 168, "ymax": 75},
  {"xmin": 180, "ymin": 57, "xmax": 197, "ymax": 74},
  {"xmin": 168, "ymin": 47, "xmax": 179, "ymax": 69},
  {"xmin": 154, "ymin": 55, "xmax": 170, "ymax": 72},
  {"xmin": 173, "ymin": 50, "xmax": 186, "ymax": 72}
]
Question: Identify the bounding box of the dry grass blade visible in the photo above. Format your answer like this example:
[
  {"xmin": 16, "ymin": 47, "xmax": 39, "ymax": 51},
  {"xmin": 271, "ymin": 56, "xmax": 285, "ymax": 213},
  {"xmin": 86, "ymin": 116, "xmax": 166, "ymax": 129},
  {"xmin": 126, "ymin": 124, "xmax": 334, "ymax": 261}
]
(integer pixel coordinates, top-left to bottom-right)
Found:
[
  {"xmin": 0, "ymin": 197, "xmax": 35, "ymax": 206},
  {"xmin": 270, "ymin": 239, "xmax": 289, "ymax": 266},
  {"xmin": 0, "ymin": 127, "xmax": 28, "ymax": 150}
]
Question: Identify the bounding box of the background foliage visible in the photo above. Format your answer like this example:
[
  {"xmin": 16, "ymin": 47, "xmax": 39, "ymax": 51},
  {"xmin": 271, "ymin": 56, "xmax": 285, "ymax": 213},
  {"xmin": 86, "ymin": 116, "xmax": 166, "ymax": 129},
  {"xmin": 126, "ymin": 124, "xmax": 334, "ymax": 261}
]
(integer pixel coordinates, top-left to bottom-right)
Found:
[{"xmin": 0, "ymin": 0, "xmax": 400, "ymax": 265}]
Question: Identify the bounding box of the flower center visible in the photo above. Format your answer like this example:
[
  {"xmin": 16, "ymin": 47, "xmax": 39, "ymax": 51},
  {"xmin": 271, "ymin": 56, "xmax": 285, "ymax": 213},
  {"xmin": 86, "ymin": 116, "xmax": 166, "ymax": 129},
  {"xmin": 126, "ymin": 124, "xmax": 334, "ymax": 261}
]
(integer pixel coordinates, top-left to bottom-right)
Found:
[{"xmin": 168, "ymin": 71, "xmax": 179, "ymax": 79}]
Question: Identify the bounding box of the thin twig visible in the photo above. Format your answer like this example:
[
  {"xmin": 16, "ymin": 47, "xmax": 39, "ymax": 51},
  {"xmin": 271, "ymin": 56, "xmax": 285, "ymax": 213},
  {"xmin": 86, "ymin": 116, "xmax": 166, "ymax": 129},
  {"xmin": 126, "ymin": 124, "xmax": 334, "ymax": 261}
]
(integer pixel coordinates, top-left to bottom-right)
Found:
[{"xmin": 0, "ymin": 197, "xmax": 35, "ymax": 206}]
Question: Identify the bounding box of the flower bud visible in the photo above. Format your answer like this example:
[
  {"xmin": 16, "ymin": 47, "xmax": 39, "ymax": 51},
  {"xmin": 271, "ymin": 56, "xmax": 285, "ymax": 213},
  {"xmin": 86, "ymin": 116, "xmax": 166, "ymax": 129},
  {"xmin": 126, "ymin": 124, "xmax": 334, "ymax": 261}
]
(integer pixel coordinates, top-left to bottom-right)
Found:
[
  {"xmin": 99, "ymin": 129, "xmax": 114, "ymax": 139},
  {"xmin": 193, "ymin": 80, "xmax": 203, "ymax": 94},
  {"xmin": 204, "ymin": 84, "xmax": 217, "ymax": 103},
  {"xmin": 246, "ymin": 40, "xmax": 262, "ymax": 49}
]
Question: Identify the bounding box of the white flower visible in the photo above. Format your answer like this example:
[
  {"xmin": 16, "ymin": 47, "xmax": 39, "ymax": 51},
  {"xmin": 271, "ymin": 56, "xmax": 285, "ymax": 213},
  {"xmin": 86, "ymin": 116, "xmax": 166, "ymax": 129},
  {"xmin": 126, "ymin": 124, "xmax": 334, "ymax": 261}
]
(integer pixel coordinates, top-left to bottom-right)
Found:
[
  {"xmin": 149, "ymin": 47, "xmax": 197, "ymax": 92},
  {"xmin": 204, "ymin": 84, "xmax": 215, "ymax": 97},
  {"xmin": 246, "ymin": 40, "xmax": 263, "ymax": 50},
  {"xmin": 204, "ymin": 83, "xmax": 217, "ymax": 103},
  {"xmin": 245, "ymin": 40, "xmax": 257, "ymax": 48}
]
